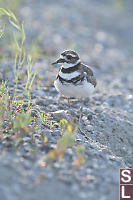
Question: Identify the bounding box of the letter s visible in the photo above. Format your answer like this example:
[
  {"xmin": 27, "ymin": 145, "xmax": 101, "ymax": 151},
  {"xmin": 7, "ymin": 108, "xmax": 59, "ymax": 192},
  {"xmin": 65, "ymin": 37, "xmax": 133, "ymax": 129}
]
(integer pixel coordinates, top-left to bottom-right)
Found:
[{"xmin": 121, "ymin": 170, "xmax": 131, "ymax": 183}]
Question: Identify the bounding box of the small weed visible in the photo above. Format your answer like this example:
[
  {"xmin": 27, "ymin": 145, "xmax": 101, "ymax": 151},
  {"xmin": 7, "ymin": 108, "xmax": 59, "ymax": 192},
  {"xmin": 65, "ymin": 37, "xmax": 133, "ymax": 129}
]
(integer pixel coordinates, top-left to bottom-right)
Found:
[
  {"xmin": 0, "ymin": 8, "xmax": 37, "ymax": 141},
  {"xmin": 73, "ymin": 144, "xmax": 86, "ymax": 167},
  {"xmin": 0, "ymin": 81, "xmax": 10, "ymax": 127},
  {"xmin": 13, "ymin": 111, "xmax": 32, "ymax": 133},
  {"xmin": 0, "ymin": 8, "xmax": 37, "ymax": 106},
  {"xmin": 38, "ymin": 111, "xmax": 50, "ymax": 127},
  {"xmin": 42, "ymin": 119, "xmax": 86, "ymax": 167},
  {"xmin": 43, "ymin": 120, "xmax": 77, "ymax": 161},
  {"xmin": 0, "ymin": 24, "xmax": 5, "ymax": 38},
  {"xmin": 45, "ymin": 120, "xmax": 85, "ymax": 166}
]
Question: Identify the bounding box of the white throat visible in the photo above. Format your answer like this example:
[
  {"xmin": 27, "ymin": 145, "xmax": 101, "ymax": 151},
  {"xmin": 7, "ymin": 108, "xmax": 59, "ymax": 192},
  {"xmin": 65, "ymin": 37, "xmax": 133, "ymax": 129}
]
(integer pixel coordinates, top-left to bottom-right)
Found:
[{"xmin": 61, "ymin": 60, "xmax": 81, "ymax": 69}]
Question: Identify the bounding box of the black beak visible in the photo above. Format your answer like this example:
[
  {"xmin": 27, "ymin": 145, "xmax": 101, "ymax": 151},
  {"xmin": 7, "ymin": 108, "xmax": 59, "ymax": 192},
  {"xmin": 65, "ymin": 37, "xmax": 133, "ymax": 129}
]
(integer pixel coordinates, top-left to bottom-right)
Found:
[{"xmin": 52, "ymin": 58, "xmax": 65, "ymax": 65}]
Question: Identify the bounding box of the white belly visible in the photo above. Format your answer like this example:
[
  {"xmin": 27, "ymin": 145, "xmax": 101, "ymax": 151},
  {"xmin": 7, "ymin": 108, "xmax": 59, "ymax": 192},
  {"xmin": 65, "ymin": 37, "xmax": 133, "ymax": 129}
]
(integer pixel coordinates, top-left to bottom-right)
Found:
[{"xmin": 54, "ymin": 78, "xmax": 95, "ymax": 98}]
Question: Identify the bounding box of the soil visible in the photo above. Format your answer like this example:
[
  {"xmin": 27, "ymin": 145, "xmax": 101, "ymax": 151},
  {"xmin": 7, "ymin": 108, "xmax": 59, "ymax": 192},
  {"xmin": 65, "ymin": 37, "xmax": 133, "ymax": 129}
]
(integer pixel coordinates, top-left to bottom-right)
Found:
[{"xmin": 0, "ymin": 0, "xmax": 133, "ymax": 200}]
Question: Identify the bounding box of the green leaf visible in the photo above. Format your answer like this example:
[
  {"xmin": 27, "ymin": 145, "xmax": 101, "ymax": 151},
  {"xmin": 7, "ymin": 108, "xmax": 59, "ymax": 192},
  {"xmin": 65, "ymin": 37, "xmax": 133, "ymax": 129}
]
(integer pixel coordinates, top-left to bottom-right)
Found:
[
  {"xmin": 21, "ymin": 22, "xmax": 26, "ymax": 45},
  {"xmin": 0, "ymin": 24, "xmax": 5, "ymax": 38},
  {"xmin": 9, "ymin": 17, "xmax": 20, "ymax": 31},
  {"xmin": 29, "ymin": 71, "xmax": 37, "ymax": 90},
  {"xmin": 8, "ymin": 9, "xmax": 18, "ymax": 23},
  {"xmin": 0, "ymin": 8, "xmax": 10, "ymax": 16}
]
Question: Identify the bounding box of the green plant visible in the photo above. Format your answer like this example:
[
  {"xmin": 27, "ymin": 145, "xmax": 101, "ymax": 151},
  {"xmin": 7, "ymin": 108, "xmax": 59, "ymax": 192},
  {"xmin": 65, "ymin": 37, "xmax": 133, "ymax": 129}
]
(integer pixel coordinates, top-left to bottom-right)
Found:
[
  {"xmin": 0, "ymin": 8, "xmax": 37, "ymax": 138},
  {"xmin": 0, "ymin": 8, "xmax": 37, "ymax": 104},
  {"xmin": 73, "ymin": 144, "xmax": 85, "ymax": 167},
  {"xmin": 45, "ymin": 120, "xmax": 76, "ymax": 160},
  {"xmin": 0, "ymin": 81, "xmax": 10, "ymax": 127},
  {"xmin": 39, "ymin": 119, "xmax": 86, "ymax": 167},
  {"xmin": 0, "ymin": 24, "xmax": 5, "ymax": 38},
  {"xmin": 13, "ymin": 111, "xmax": 32, "ymax": 133}
]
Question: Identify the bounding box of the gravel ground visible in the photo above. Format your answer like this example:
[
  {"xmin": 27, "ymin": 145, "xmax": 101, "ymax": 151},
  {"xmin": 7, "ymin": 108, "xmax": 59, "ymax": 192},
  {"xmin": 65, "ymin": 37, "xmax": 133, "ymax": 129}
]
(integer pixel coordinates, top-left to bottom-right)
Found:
[{"xmin": 0, "ymin": 0, "xmax": 133, "ymax": 200}]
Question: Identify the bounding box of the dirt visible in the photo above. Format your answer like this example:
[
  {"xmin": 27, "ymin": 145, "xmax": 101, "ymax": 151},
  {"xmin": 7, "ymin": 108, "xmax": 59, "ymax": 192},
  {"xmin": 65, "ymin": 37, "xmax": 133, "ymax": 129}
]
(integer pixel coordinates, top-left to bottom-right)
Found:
[{"xmin": 0, "ymin": 0, "xmax": 133, "ymax": 200}]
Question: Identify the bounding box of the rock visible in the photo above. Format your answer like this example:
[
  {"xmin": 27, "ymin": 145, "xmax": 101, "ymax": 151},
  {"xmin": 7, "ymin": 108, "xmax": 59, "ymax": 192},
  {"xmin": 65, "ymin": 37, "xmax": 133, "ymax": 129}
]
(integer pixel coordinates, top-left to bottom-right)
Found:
[
  {"xmin": 31, "ymin": 109, "xmax": 38, "ymax": 117},
  {"xmin": 82, "ymin": 116, "xmax": 87, "ymax": 121},
  {"xmin": 86, "ymin": 125, "xmax": 94, "ymax": 132},
  {"xmin": 23, "ymin": 137, "xmax": 31, "ymax": 142},
  {"xmin": 87, "ymin": 114, "xmax": 93, "ymax": 120},
  {"xmin": 82, "ymin": 107, "xmax": 95, "ymax": 115},
  {"xmin": 36, "ymin": 97, "xmax": 56, "ymax": 107},
  {"xmin": 51, "ymin": 110, "xmax": 70, "ymax": 121},
  {"xmin": 51, "ymin": 129, "xmax": 60, "ymax": 136}
]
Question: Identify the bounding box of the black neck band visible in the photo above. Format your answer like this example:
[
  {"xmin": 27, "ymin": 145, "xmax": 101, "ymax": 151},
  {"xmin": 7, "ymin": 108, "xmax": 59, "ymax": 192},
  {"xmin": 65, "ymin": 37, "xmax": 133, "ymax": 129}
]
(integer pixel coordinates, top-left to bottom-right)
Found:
[{"xmin": 61, "ymin": 62, "xmax": 80, "ymax": 73}]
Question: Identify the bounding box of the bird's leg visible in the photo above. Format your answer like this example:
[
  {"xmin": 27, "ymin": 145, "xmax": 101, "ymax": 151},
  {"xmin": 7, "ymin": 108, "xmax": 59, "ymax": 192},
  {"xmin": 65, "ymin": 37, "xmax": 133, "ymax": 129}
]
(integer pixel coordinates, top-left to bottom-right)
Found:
[
  {"xmin": 57, "ymin": 95, "xmax": 60, "ymax": 105},
  {"xmin": 79, "ymin": 99, "xmax": 83, "ymax": 123},
  {"xmin": 67, "ymin": 98, "xmax": 71, "ymax": 109}
]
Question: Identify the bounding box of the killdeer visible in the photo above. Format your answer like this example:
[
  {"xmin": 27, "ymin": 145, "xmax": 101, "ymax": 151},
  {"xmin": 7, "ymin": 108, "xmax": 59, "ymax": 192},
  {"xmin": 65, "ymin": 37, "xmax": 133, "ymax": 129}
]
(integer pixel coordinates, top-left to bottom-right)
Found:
[{"xmin": 52, "ymin": 50, "xmax": 97, "ymax": 100}]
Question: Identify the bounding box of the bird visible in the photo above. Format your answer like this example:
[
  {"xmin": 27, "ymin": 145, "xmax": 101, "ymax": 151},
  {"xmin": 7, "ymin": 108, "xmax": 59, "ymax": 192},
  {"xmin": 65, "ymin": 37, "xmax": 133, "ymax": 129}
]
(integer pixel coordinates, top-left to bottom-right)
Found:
[{"xmin": 52, "ymin": 50, "xmax": 97, "ymax": 102}]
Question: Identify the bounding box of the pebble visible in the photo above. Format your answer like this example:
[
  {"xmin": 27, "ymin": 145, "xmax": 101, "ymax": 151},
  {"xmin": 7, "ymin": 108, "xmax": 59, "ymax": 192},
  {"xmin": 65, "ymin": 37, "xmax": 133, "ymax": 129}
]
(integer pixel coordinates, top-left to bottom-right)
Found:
[
  {"xmin": 82, "ymin": 116, "xmax": 87, "ymax": 121},
  {"xmin": 66, "ymin": 148, "xmax": 73, "ymax": 155},
  {"xmin": 51, "ymin": 110, "xmax": 70, "ymax": 121},
  {"xmin": 82, "ymin": 116, "xmax": 91, "ymax": 126},
  {"xmin": 23, "ymin": 137, "xmax": 31, "ymax": 142},
  {"xmin": 36, "ymin": 98, "xmax": 55, "ymax": 106},
  {"xmin": 23, "ymin": 143, "xmax": 31, "ymax": 152},
  {"xmin": 86, "ymin": 125, "xmax": 94, "ymax": 132},
  {"xmin": 87, "ymin": 114, "xmax": 93, "ymax": 120},
  {"xmin": 82, "ymin": 107, "xmax": 95, "ymax": 115},
  {"xmin": 30, "ymin": 109, "xmax": 38, "ymax": 117},
  {"xmin": 51, "ymin": 129, "xmax": 60, "ymax": 136},
  {"xmin": 35, "ymin": 138, "xmax": 42, "ymax": 145},
  {"xmin": 45, "ymin": 129, "xmax": 52, "ymax": 138}
]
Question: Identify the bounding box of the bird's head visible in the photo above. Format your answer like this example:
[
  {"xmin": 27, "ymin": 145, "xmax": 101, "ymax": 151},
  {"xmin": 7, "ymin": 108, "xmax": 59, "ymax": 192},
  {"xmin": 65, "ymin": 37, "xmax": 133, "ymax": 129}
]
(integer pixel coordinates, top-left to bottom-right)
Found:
[{"xmin": 52, "ymin": 50, "xmax": 81, "ymax": 68}]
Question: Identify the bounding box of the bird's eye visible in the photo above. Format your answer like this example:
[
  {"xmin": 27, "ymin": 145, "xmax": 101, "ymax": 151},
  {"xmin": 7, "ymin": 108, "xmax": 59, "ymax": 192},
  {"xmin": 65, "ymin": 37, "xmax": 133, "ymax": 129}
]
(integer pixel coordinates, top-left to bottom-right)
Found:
[{"xmin": 66, "ymin": 55, "xmax": 72, "ymax": 60}]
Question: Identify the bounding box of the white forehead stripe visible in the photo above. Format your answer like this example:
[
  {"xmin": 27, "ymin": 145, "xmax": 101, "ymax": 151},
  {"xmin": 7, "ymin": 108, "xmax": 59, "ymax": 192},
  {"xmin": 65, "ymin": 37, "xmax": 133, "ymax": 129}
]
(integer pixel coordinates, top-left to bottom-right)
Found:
[
  {"xmin": 60, "ymin": 54, "xmax": 77, "ymax": 58},
  {"xmin": 59, "ymin": 71, "xmax": 80, "ymax": 80},
  {"xmin": 68, "ymin": 53, "xmax": 77, "ymax": 57}
]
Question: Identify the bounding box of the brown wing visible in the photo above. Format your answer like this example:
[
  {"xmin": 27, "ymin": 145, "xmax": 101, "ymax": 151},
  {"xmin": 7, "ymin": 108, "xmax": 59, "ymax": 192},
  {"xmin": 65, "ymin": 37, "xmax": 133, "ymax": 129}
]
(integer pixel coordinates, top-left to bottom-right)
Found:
[{"xmin": 80, "ymin": 63, "xmax": 97, "ymax": 87}]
